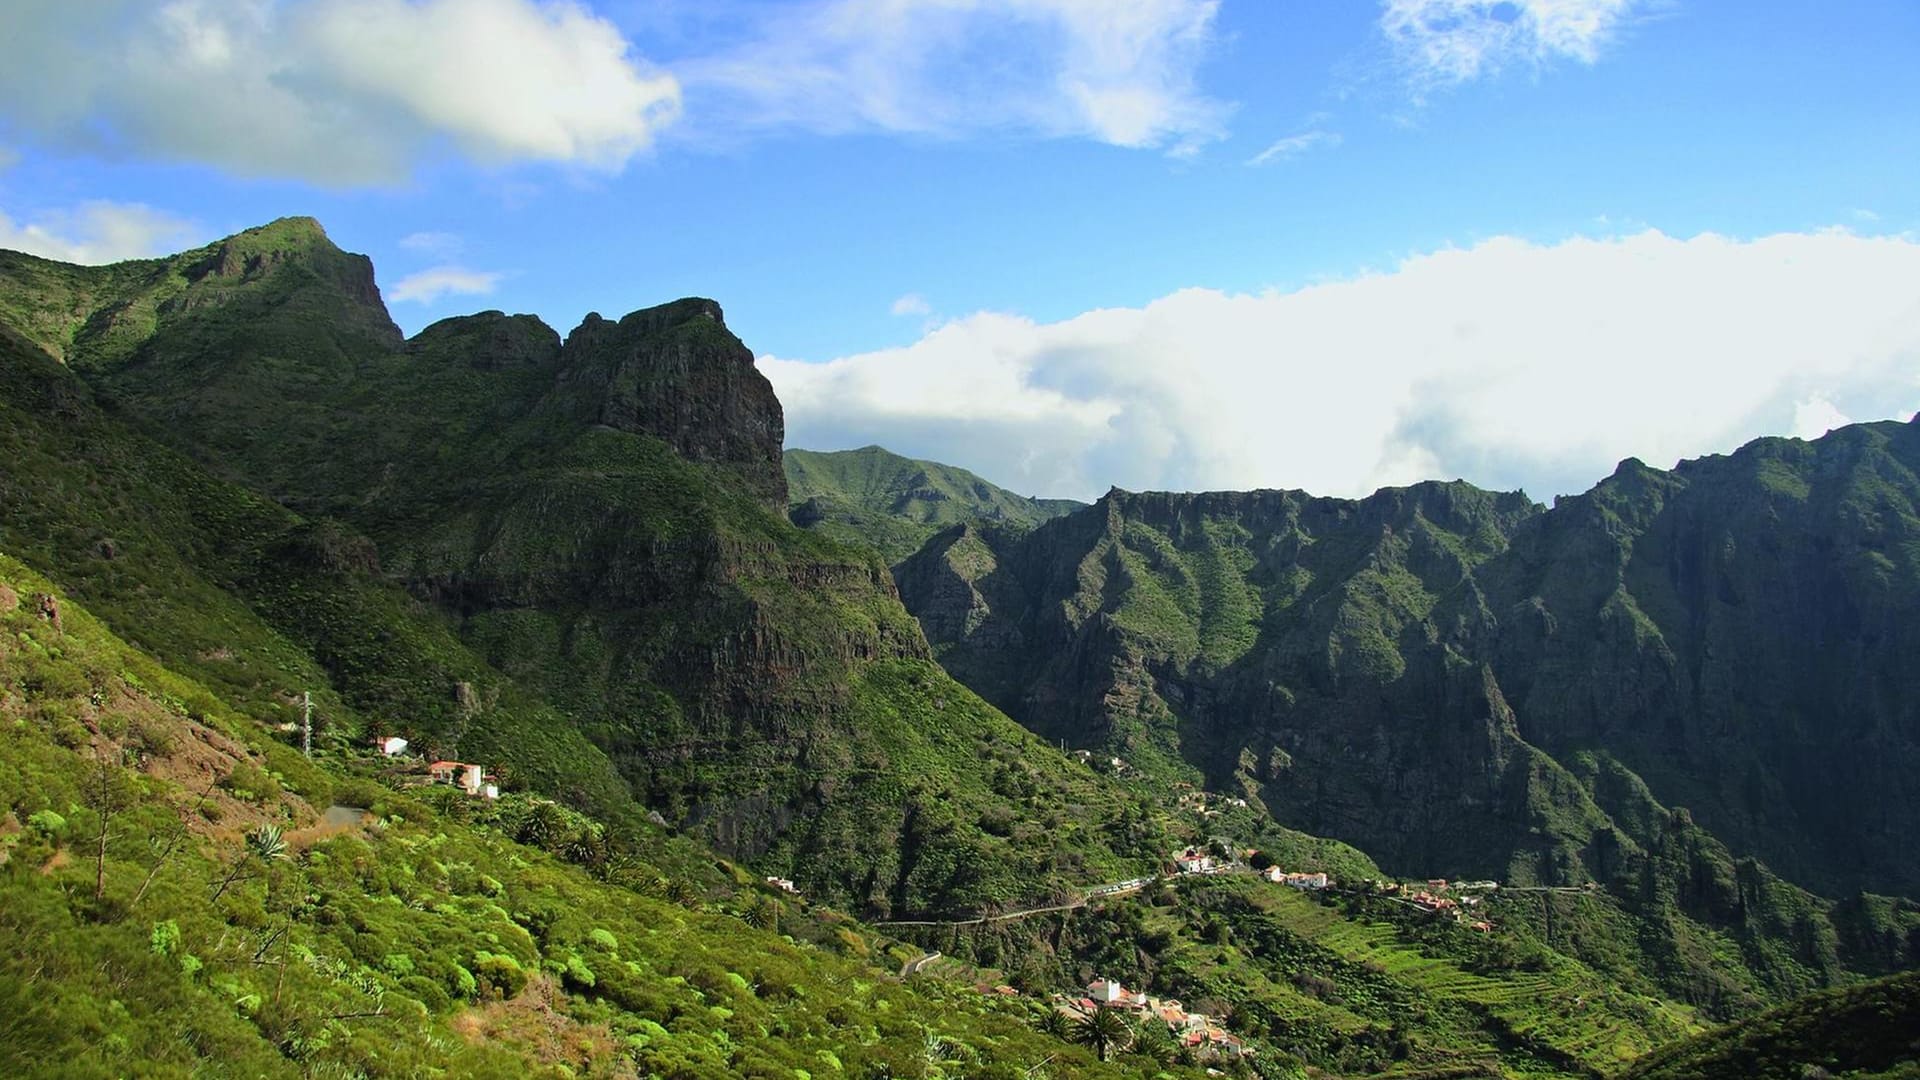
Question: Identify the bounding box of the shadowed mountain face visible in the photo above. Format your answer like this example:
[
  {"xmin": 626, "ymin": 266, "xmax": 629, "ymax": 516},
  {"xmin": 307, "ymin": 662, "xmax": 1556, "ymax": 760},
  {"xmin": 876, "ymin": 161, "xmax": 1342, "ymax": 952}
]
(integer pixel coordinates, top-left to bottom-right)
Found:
[
  {"xmin": 0, "ymin": 220, "xmax": 1158, "ymax": 917},
  {"xmin": 894, "ymin": 426, "xmax": 1920, "ymax": 898}
]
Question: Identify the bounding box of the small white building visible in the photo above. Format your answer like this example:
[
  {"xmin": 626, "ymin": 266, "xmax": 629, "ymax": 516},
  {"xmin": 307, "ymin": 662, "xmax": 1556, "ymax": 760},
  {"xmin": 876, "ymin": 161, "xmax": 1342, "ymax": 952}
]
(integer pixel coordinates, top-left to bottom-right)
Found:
[
  {"xmin": 1175, "ymin": 850, "xmax": 1215, "ymax": 874},
  {"xmin": 371, "ymin": 735, "xmax": 409, "ymax": 756},
  {"xmin": 766, "ymin": 876, "xmax": 800, "ymax": 895}
]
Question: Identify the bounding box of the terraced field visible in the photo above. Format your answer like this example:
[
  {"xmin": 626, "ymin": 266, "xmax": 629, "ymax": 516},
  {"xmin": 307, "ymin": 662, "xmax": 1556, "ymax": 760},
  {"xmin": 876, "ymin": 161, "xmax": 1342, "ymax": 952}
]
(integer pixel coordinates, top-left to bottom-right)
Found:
[{"xmin": 1254, "ymin": 887, "xmax": 1701, "ymax": 1071}]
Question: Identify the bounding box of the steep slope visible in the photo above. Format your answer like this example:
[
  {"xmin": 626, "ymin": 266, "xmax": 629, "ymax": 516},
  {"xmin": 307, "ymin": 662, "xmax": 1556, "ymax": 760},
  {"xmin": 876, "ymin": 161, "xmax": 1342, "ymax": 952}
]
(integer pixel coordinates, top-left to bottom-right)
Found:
[
  {"xmin": 1624, "ymin": 970, "xmax": 1920, "ymax": 1080},
  {"xmin": 0, "ymin": 553, "xmax": 1187, "ymax": 1080},
  {"xmin": 786, "ymin": 445, "xmax": 1083, "ymax": 563},
  {"xmin": 0, "ymin": 222, "xmax": 1159, "ymax": 918},
  {"xmin": 1481, "ymin": 432, "xmax": 1920, "ymax": 900},
  {"xmin": 896, "ymin": 432, "xmax": 1920, "ymax": 894}
]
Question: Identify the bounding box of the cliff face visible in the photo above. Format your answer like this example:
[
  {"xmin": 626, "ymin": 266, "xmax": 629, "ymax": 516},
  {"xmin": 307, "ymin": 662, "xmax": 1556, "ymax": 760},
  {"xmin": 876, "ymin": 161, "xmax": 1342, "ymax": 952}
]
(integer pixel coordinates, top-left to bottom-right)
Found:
[
  {"xmin": 561, "ymin": 300, "xmax": 787, "ymax": 507},
  {"xmin": 896, "ymin": 429, "xmax": 1920, "ymax": 898}
]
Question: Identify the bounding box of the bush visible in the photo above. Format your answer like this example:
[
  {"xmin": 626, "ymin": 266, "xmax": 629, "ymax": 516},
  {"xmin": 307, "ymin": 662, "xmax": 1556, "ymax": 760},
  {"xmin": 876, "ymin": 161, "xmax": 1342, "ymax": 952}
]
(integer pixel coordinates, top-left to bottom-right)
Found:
[
  {"xmin": 150, "ymin": 920, "xmax": 183, "ymax": 957},
  {"xmin": 25, "ymin": 809, "xmax": 67, "ymax": 839},
  {"xmin": 472, "ymin": 951, "xmax": 527, "ymax": 999}
]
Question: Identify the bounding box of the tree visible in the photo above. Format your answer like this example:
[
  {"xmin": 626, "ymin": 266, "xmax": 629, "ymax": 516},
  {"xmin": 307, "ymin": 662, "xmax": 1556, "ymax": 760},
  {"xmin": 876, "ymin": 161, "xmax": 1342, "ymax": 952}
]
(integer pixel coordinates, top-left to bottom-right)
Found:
[
  {"xmin": 1131, "ymin": 1019, "xmax": 1177, "ymax": 1065},
  {"xmin": 1073, "ymin": 1007, "xmax": 1132, "ymax": 1062},
  {"xmin": 1035, "ymin": 1008, "xmax": 1071, "ymax": 1040},
  {"xmin": 82, "ymin": 752, "xmax": 134, "ymax": 909},
  {"xmin": 744, "ymin": 897, "xmax": 782, "ymax": 933}
]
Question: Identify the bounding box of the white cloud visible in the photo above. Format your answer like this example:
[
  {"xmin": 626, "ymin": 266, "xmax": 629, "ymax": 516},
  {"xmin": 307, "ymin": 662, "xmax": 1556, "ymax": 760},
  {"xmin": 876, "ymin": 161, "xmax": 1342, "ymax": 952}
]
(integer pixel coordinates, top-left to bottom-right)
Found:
[
  {"xmin": 1380, "ymin": 0, "xmax": 1646, "ymax": 93},
  {"xmin": 388, "ymin": 266, "xmax": 504, "ymax": 304},
  {"xmin": 0, "ymin": 0, "xmax": 681, "ymax": 185},
  {"xmin": 891, "ymin": 293, "xmax": 933, "ymax": 317},
  {"xmin": 1792, "ymin": 397, "xmax": 1853, "ymax": 440},
  {"xmin": 764, "ymin": 229, "xmax": 1920, "ymax": 502},
  {"xmin": 1248, "ymin": 129, "xmax": 1341, "ymax": 166},
  {"xmin": 399, "ymin": 231, "xmax": 464, "ymax": 256},
  {"xmin": 0, "ymin": 201, "xmax": 201, "ymax": 264},
  {"xmin": 678, "ymin": 0, "xmax": 1228, "ymax": 152}
]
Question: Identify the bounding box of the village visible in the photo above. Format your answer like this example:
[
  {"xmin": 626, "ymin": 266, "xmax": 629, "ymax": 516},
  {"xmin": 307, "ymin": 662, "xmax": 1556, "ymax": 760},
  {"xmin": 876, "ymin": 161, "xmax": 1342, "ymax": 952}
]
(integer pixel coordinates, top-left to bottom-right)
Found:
[{"xmin": 1056, "ymin": 976, "xmax": 1252, "ymax": 1060}]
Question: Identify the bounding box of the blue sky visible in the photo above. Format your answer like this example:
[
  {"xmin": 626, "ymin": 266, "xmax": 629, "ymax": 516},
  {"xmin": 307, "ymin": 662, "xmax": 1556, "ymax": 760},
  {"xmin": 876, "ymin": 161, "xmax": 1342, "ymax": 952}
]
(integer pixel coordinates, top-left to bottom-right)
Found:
[{"xmin": 3, "ymin": 1, "xmax": 1918, "ymax": 500}]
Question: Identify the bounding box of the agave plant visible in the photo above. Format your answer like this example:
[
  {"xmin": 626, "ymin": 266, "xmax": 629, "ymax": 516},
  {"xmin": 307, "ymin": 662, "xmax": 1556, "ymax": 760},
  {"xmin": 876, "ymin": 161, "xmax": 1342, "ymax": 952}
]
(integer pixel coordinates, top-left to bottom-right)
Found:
[{"xmin": 246, "ymin": 824, "xmax": 288, "ymax": 862}]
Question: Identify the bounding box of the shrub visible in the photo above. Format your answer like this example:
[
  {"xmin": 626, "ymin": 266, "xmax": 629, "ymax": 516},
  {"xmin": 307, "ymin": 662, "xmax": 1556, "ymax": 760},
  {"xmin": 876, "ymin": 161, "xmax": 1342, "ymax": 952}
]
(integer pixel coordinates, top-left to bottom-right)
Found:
[
  {"xmin": 472, "ymin": 951, "xmax": 527, "ymax": 999},
  {"xmin": 25, "ymin": 809, "xmax": 66, "ymax": 838},
  {"xmin": 150, "ymin": 920, "xmax": 183, "ymax": 957}
]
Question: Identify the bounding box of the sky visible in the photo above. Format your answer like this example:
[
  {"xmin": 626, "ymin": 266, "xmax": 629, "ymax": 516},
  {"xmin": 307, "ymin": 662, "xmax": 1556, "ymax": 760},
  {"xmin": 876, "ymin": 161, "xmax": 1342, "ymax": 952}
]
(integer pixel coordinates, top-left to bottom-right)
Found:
[{"xmin": 2, "ymin": 0, "xmax": 1917, "ymax": 502}]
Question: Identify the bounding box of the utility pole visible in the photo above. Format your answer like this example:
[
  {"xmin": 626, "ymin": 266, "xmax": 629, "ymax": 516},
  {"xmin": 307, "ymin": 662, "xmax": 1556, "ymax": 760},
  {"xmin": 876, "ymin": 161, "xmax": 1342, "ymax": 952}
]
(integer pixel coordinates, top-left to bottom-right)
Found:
[{"xmin": 302, "ymin": 692, "xmax": 313, "ymax": 758}]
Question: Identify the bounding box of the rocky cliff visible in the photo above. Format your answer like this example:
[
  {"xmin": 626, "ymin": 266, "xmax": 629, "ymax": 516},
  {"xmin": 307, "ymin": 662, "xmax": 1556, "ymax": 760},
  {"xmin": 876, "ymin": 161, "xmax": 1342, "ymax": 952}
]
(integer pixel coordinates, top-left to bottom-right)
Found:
[{"xmin": 895, "ymin": 427, "xmax": 1920, "ymax": 899}]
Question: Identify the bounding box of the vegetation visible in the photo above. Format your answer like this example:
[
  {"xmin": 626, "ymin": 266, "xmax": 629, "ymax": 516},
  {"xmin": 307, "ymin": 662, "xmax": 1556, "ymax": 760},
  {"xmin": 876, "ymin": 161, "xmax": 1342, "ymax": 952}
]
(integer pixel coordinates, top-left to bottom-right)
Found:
[
  {"xmin": 786, "ymin": 445, "xmax": 1082, "ymax": 563},
  {"xmin": 0, "ymin": 555, "xmax": 1190, "ymax": 1079},
  {"xmin": 1624, "ymin": 971, "xmax": 1920, "ymax": 1080}
]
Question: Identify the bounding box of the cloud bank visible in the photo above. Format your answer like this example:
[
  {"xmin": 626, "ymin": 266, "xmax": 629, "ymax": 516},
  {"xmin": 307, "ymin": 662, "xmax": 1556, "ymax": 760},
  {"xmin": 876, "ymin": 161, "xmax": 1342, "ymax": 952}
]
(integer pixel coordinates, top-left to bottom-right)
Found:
[
  {"xmin": 0, "ymin": 0, "xmax": 681, "ymax": 185},
  {"xmin": 679, "ymin": 0, "xmax": 1229, "ymax": 152},
  {"xmin": 0, "ymin": 201, "xmax": 201, "ymax": 264},
  {"xmin": 764, "ymin": 229, "xmax": 1920, "ymax": 502}
]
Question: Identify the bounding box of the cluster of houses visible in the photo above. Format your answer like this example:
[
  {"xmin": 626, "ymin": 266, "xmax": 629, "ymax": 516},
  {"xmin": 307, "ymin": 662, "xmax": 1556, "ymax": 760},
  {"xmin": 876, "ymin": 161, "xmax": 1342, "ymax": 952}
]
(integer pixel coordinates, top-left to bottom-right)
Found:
[
  {"xmin": 1063, "ymin": 978, "xmax": 1250, "ymax": 1060},
  {"xmin": 765, "ymin": 876, "xmax": 800, "ymax": 895},
  {"xmin": 1262, "ymin": 867, "xmax": 1330, "ymax": 889},
  {"xmin": 368, "ymin": 734, "xmax": 499, "ymax": 800},
  {"xmin": 1376, "ymin": 878, "xmax": 1494, "ymax": 932}
]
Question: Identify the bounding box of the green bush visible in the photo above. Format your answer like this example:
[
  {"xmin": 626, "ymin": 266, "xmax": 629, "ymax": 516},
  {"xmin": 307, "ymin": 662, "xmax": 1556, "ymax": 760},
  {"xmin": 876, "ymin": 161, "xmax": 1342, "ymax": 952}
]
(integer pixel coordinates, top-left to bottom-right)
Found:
[
  {"xmin": 25, "ymin": 809, "xmax": 66, "ymax": 838},
  {"xmin": 472, "ymin": 951, "xmax": 527, "ymax": 999}
]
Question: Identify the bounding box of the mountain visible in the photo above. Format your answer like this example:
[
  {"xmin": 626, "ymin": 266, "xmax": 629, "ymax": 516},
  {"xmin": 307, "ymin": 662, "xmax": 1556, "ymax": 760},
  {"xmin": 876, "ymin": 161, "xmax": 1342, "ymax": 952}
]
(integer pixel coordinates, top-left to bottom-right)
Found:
[
  {"xmin": 0, "ymin": 219, "xmax": 1159, "ymax": 920},
  {"xmin": 895, "ymin": 433, "xmax": 1920, "ymax": 895},
  {"xmin": 785, "ymin": 445, "xmax": 1083, "ymax": 563}
]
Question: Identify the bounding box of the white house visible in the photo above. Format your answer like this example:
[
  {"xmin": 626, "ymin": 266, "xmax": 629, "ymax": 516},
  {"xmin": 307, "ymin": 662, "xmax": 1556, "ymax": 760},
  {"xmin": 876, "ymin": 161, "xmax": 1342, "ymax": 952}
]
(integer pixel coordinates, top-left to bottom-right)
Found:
[{"xmin": 371, "ymin": 735, "xmax": 409, "ymax": 756}]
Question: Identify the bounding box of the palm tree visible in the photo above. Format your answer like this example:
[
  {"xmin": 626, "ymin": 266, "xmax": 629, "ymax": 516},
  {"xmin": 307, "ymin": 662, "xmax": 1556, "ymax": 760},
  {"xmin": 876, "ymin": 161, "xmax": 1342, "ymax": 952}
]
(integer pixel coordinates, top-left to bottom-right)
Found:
[
  {"xmin": 743, "ymin": 897, "xmax": 781, "ymax": 932},
  {"xmin": 1131, "ymin": 1019, "xmax": 1176, "ymax": 1065},
  {"xmin": 1035, "ymin": 1007, "xmax": 1071, "ymax": 1040},
  {"xmin": 1073, "ymin": 1007, "xmax": 1132, "ymax": 1062}
]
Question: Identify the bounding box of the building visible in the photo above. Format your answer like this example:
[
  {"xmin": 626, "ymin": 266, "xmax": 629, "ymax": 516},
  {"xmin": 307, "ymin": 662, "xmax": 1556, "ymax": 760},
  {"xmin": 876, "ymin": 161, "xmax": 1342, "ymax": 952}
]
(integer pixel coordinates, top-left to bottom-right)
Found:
[
  {"xmin": 370, "ymin": 735, "xmax": 409, "ymax": 756},
  {"xmin": 426, "ymin": 760, "xmax": 499, "ymax": 799},
  {"xmin": 1175, "ymin": 848, "xmax": 1216, "ymax": 874},
  {"xmin": 766, "ymin": 876, "xmax": 799, "ymax": 895}
]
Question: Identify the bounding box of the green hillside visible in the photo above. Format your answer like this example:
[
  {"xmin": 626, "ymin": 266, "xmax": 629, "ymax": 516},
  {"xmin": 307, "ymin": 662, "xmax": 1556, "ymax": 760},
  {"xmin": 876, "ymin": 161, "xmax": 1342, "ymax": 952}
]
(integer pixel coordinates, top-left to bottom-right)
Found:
[
  {"xmin": 0, "ymin": 554, "xmax": 1185, "ymax": 1080},
  {"xmin": 1624, "ymin": 971, "xmax": 1920, "ymax": 1080},
  {"xmin": 786, "ymin": 445, "xmax": 1082, "ymax": 562}
]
